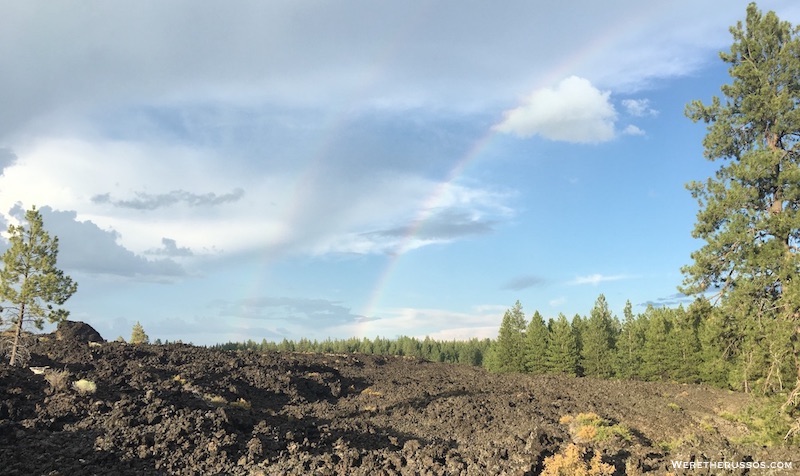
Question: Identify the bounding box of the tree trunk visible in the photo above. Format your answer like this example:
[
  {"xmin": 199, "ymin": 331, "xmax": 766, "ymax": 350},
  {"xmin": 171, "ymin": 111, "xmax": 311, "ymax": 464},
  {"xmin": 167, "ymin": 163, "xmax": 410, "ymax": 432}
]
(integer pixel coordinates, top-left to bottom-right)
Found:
[{"xmin": 9, "ymin": 303, "xmax": 24, "ymax": 366}]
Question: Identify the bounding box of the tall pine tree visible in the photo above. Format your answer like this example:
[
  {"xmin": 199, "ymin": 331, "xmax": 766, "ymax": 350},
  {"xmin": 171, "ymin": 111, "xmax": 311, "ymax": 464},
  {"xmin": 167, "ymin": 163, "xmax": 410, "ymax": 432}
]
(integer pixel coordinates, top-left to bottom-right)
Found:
[
  {"xmin": 486, "ymin": 301, "xmax": 527, "ymax": 373},
  {"xmin": 0, "ymin": 206, "xmax": 78, "ymax": 366},
  {"xmin": 616, "ymin": 300, "xmax": 645, "ymax": 379},
  {"xmin": 682, "ymin": 4, "xmax": 800, "ymax": 433},
  {"xmin": 546, "ymin": 314, "xmax": 579, "ymax": 376},
  {"xmin": 581, "ymin": 295, "xmax": 618, "ymax": 378},
  {"xmin": 524, "ymin": 310, "xmax": 550, "ymax": 374}
]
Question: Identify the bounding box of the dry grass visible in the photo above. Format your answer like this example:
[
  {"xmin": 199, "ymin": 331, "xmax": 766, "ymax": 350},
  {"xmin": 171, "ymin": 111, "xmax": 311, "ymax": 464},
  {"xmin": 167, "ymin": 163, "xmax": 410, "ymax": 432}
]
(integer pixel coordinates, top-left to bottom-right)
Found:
[
  {"xmin": 73, "ymin": 379, "xmax": 97, "ymax": 395},
  {"xmin": 360, "ymin": 387, "xmax": 383, "ymax": 397},
  {"xmin": 44, "ymin": 369, "xmax": 71, "ymax": 394},
  {"xmin": 230, "ymin": 398, "xmax": 252, "ymax": 410},
  {"xmin": 541, "ymin": 443, "xmax": 615, "ymax": 476},
  {"xmin": 205, "ymin": 394, "xmax": 227, "ymax": 406}
]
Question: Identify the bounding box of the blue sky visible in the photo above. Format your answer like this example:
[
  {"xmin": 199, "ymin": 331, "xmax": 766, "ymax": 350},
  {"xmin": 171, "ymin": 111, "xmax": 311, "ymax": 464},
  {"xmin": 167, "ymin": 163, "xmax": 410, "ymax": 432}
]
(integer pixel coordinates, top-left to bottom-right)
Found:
[{"xmin": 1, "ymin": 1, "xmax": 798, "ymax": 344}]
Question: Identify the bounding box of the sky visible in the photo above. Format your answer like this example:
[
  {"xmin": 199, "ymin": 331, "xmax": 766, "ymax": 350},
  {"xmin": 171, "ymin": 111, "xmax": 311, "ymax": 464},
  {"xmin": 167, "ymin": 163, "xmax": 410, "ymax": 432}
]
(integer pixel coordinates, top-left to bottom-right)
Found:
[{"xmin": 1, "ymin": 1, "xmax": 799, "ymax": 345}]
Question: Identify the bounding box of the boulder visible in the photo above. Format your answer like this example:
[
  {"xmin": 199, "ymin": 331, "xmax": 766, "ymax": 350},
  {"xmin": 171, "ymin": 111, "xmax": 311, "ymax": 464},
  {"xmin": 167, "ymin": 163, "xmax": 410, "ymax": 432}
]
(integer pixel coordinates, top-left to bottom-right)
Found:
[{"xmin": 55, "ymin": 321, "xmax": 105, "ymax": 344}]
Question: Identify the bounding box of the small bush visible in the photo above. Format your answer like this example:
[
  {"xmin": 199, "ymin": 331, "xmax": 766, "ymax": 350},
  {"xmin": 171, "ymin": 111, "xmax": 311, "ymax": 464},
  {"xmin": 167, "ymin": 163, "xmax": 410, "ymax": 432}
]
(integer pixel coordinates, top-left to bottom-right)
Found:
[
  {"xmin": 576, "ymin": 424, "xmax": 598, "ymax": 441},
  {"xmin": 73, "ymin": 379, "xmax": 97, "ymax": 395},
  {"xmin": 561, "ymin": 412, "xmax": 632, "ymax": 443},
  {"xmin": 130, "ymin": 322, "xmax": 149, "ymax": 345},
  {"xmin": 230, "ymin": 398, "xmax": 252, "ymax": 410},
  {"xmin": 44, "ymin": 369, "xmax": 70, "ymax": 393},
  {"xmin": 205, "ymin": 394, "xmax": 227, "ymax": 406},
  {"xmin": 541, "ymin": 443, "xmax": 615, "ymax": 476}
]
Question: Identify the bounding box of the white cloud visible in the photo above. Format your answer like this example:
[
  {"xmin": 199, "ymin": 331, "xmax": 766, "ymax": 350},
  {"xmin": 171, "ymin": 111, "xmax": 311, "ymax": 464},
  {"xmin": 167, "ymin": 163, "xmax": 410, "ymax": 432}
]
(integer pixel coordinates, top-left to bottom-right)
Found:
[
  {"xmin": 493, "ymin": 76, "xmax": 617, "ymax": 143},
  {"xmin": 3, "ymin": 1, "xmax": 785, "ymax": 139},
  {"xmin": 622, "ymin": 99, "xmax": 658, "ymax": 117},
  {"xmin": 335, "ymin": 305, "xmax": 506, "ymax": 340},
  {"xmin": 623, "ymin": 124, "xmax": 646, "ymax": 136},
  {"xmin": 570, "ymin": 274, "xmax": 629, "ymax": 286},
  {"xmin": 0, "ymin": 122, "xmax": 513, "ymax": 276},
  {"xmin": 549, "ymin": 297, "xmax": 566, "ymax": 307},
  {"xmin": 36, "ymin": 206, "xmax": 186, "ymax": 279}
]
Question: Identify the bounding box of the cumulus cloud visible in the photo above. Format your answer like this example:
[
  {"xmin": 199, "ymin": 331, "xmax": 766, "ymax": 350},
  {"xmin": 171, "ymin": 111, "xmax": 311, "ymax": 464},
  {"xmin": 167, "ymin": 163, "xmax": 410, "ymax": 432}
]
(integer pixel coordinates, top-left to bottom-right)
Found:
[
  {"xmin": 569, "ymin": 273, "xmax": 629, "ymax": 286},
  {"xmin": 0, "ymin": 122, "xmax": 514, "ymax": 263},
  {"xmin": 623, "ymin": 125, "xmax": 645, "ymax": 136},
  {"xmin": 493, "ymin": 76, "xmax": 617, "ymax": 143},
  {"xmin": 622, "ymin": 98, "xmax": 658, "ymax": 117},
  {"xmin": 502, "ymin": 275, "xmax": 546, "ymax": 291},
  {"xmin": 36, "ymin": 206, "xmax": 185, "ymax": 279}
]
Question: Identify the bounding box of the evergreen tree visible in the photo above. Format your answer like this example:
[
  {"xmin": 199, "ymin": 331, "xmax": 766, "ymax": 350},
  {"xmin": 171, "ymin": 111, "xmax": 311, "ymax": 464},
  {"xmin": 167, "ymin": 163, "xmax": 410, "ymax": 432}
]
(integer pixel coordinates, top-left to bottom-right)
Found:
[
  {"xmin": 0, "ymin": 206, "xmax": 78, "ymax": 366},
  {"xmin": 683, "ymin": 2, "xmax": 800, "ymax": 403},
  {"xmin": 570, "ymin": 314, "xmax": 586, "ymax": 376},
  {"xmin": 669, "ymin": 305, "xmax": 703, "ymax": 383},
  {"xmin": 130, "ymin": 321, "xmax": 149, "ymax": 344},
  {"xmin": 524, "ymin": 310, "xmax": 550, "ymax": 374},
  {"xmin": 546, "ymin": 314, "xmax": 579, "ymax": 376},
  {"xmin": 581, "ymin": 295, "xmax": 618, "ymax": 378},
  {"xmin": 641, "ymin": 306, "xmax": 674, "ymax": 380},
  {"xmin": 487, "ymin": 301, "xmax": 527, "ymax": 372},
  {"xmin": 616, "ymin": 300, "xmax": 645, "ymax": 379}
]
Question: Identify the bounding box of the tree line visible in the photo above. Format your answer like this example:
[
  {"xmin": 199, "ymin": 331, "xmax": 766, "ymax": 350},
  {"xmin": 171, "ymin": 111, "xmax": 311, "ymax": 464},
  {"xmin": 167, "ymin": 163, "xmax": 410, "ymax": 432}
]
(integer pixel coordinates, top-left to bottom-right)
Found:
[
  {"xmin": 213, "ymin": 335, "xmax": 492, "ymax": 366},
  {"xmin": 214, "ymin": 291, "xmax": 790, "ymax": 395},
  {"xmin": 483, "ymin": 295, "xmax": 786, "ymax": 390}
]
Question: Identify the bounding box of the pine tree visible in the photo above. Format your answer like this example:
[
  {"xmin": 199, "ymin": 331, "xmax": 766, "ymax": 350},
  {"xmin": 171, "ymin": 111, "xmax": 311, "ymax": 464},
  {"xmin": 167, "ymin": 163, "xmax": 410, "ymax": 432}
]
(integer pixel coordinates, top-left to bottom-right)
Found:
[
  {"xmin": 570, "ymin": 314, "xmax": 586, "ymax": 376},
  {"xmin": 581, "ymin": 295, "xmax": 618, "ymax": 378},
  {"xmin": 641, "ymin": 306, "xmax": 676, "ymax": 381},
  {"xmin": 616, "ymin": 300, "xmax": 645, "ymax": 379},
  {"xmin": 546, "ymin": 314, "xmax": 579, "ymax": 376},
  {"xmin": 487, "ymin": 301, "xmax": 527, "ymax": 372},
  {"xmin": 669, "ymin": 305, "xmax": 702, "ymax": 383},
  {"xmin": 682, "ymin": 4, "xmax": 800, "ymax": 428},
  {"xmin": 130, "ymin": 321, "xmax": 149, "ymax": 344},
  {"xmin": 524, "ymin": 310, "xmax": 550, "ymax": 374},
  {"xmin": 0, "ymin": 206, "xmax": 77, "ymax": 366}
]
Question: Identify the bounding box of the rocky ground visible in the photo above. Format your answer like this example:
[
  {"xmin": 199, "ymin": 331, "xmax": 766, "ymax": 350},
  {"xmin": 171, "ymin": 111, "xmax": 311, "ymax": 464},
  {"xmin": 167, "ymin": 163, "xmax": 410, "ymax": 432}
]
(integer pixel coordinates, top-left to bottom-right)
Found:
[{"xmin": 0, "ymin": 323, "xmax": 797, "ymax": 475}]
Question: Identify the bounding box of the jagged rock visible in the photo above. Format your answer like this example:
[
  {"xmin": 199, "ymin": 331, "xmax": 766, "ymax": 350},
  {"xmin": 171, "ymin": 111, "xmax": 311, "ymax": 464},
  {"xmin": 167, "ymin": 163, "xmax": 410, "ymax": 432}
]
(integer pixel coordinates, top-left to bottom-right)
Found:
[
  {"xmin": 55, "ymin": 320, "xmax": 105, "ymax": 344},
  {"xmin": 0, "ymin": 338, "xmax": 789, "ymax": 475}
]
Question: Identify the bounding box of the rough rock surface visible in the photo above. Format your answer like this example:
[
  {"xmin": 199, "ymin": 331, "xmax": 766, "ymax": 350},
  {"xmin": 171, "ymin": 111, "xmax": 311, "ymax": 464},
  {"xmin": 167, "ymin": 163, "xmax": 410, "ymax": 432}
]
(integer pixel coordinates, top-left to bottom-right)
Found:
[
  {"xmin": 54, "ymin": 321, "xmax": 105, "ymax": 344},
  {"xmin": 0, "ymin": 338, "xmax": 796, "ymax": 475}
]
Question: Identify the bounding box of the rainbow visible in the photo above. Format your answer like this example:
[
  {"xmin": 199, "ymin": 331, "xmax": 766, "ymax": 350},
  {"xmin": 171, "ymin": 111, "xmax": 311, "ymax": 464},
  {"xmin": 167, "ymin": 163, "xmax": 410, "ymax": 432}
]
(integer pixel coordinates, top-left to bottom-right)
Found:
[
  {"xmin": 357, "ymin": 131, "xmax": 496, "ymax": 324},
  {"xmin": 354, "ymin": 3, "xmax": 667, "ymax": 327},
  {"xmin": 234, "ymin": 3, "xmax": 672, "ymax": 341}
]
